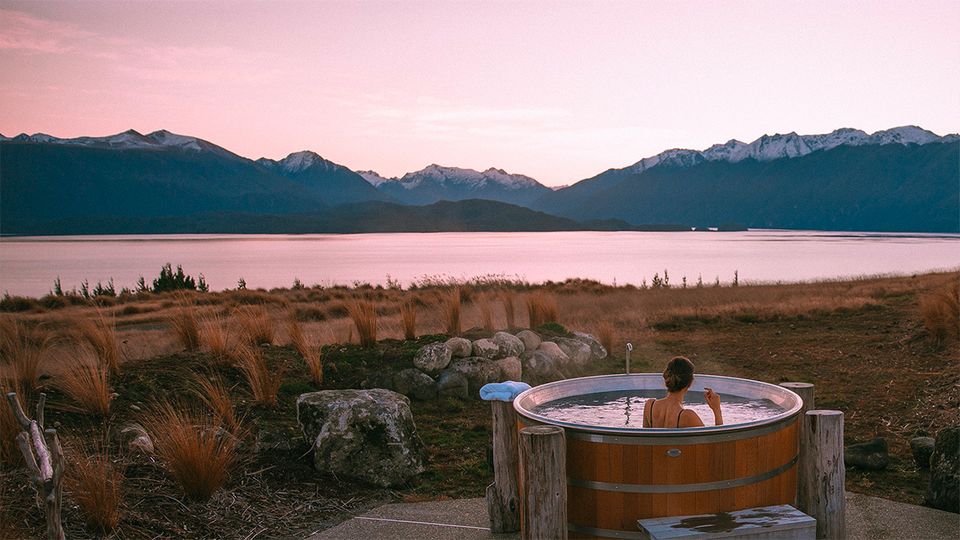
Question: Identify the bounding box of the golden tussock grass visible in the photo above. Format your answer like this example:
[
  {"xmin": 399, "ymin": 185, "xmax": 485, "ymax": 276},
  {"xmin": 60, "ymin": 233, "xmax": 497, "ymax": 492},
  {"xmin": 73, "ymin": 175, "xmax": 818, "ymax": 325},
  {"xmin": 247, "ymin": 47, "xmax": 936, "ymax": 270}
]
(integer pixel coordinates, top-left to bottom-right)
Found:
[
  {"xmin": 193, "ymin": 373, "xmax": 240, "ymax": 434},
  {"xmin": 594, "ymin": 320, "xmax": 616, "ymax": 354},
  {"xmin": 345, "ymin": 299, "xmax": 377, "ymax": 347},
  {"xmin": 478, "ymin": 294, "xmax": 494, "ymax": 332},
  {"xmin": 73, "ymin": 311, "xmax": 121, "ymax": 375},
  {"xmin": 57, "ymin": 348, "xmax": 112, "ymax": 417},
  {"xmin": 0, "ymin": 373, "xmax": 26, "ymax": 466},
  {"xmin": 526, "ymin": 292, "xmax": 559, "ymax": 329},
  {"xmin": 0, "ymin": 318, "xmax": 49, "ymax": 391},
  {"xmin": 199, "ymin": 313, "xmax": 231, "ymax": 363},
  {"xmin": 235, "ymin": 305, "xmax": 275, "ymax": 346},
  {"xmin": 287, "ymin": 315, "xmax": 323, "ymax": 385},
  {"xmin": 920, "ymin": 277, "xmax": 960, "ymax": 345},
  {"xmin": 65, "ymin": 446, "xmax": 122, "ymax": 534},
  {"xmin": 168, "ymin": 305, "xmax": 200, "ymax": 352},
  {"xmin": 143, "ymin": 401, "xmax": 237, "ymax": 501},
  {"xmin": 400, "ymin": 300, "xmax": 417, "ymax": 340},
  {"xmin": 232, "ymin": 343, "xmax": 284, "ymax": 406},
  {"xmin": 501, "ymin": 292, "xmax": 517, "ymax": 329},
  {"xmin": 444, "ymin": 288, "xmax": 462, "ymax": 336}
]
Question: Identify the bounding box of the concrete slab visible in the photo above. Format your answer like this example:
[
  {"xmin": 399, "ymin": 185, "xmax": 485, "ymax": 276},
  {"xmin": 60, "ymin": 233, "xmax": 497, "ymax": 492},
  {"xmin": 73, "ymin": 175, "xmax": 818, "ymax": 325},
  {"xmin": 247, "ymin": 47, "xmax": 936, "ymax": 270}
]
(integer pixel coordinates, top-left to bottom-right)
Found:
[{"xmin": 309, "ymin": 493, "xmax": 958, "ymax": 539}]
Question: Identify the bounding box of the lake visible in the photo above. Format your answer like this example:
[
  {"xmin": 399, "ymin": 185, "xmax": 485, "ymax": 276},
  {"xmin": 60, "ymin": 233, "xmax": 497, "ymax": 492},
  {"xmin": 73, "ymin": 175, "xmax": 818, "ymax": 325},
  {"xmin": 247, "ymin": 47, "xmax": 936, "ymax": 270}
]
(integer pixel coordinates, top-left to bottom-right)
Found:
[{"xmin": 0, "ymin": 230, "xmax": 957, "ymax": 297}]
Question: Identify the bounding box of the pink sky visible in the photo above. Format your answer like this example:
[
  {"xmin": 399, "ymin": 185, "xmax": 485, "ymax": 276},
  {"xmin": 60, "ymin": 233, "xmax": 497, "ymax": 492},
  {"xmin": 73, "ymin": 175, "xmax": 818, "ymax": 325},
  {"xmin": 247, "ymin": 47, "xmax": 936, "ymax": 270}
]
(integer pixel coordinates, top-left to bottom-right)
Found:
[{"xmin": 1, "ymin": 0, "xmax": 958, "ymax": 186}]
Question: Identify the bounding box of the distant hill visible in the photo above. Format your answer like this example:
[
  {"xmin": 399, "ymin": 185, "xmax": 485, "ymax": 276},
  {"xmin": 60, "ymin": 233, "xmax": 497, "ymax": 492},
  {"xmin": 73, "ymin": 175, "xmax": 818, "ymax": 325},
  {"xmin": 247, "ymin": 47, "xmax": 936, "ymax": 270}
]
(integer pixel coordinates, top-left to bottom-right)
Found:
[
  {"xmin": 360, "ymin": 164, "xmax": 552, "ymax": 206},
  {"xmin": 256, "ymin": 151, "xmax": 392, "ymax": 206},
  {"xmin": 8, "ymin": 199, "xmax": 620, "ymax": 235}
]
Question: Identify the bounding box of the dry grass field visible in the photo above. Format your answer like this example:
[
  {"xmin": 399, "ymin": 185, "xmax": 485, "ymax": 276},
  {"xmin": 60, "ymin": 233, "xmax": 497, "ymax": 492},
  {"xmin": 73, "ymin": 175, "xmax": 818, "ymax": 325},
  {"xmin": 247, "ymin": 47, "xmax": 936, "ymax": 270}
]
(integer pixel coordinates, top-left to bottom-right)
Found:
[{"xmin": 0, "ymin": 270, "xmax": 957, "ymax": 538}]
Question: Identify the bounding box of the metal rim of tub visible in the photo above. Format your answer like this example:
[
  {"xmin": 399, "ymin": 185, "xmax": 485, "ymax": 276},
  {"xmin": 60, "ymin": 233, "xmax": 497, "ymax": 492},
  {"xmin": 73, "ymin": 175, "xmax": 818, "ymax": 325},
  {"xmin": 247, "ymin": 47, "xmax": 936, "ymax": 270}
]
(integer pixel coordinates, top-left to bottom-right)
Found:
[{"xmin": 513, "ymin": 373, "xmax": 804, "ymax": 442}]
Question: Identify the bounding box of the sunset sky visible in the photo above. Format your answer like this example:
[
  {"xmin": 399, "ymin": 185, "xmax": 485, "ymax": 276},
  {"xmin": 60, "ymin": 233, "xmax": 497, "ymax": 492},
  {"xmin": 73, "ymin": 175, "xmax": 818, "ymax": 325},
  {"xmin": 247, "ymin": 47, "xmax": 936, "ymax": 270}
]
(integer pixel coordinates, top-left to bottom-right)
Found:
[{"xmin": 1, "ymin": 0, "xmax": 958, "ymax": 185}]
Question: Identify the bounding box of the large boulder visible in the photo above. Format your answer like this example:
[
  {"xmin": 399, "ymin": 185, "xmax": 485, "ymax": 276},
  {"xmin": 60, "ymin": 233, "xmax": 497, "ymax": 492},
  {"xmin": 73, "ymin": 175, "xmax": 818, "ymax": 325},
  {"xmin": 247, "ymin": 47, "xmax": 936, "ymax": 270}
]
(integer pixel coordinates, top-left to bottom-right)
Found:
[
  {"xmin": 471, "ymin": 338, "xmax": 500, "ymax": 359},
  {"xmin": 845, "ymin": 438, "xmax": 889, "ymax": 470},
  {"xmin": 413, "ymin": 342, "xmax": 452, "ymax": 375},
  {"xmin": 297, "ymin": 389, "xmax": 425, "ymax": 487},
  {"xmin": 449, "ymin": 357, "xmax": 502, "ymax": 394},
  {"xmin": 516, "ymin": 330, "xmax": 542, "ymax": 352},
  {"xmin": 521, "ymin": 348, "xmax": 569, "ymax": 386},
  {"xmin": 927, "ymin": 427, "xmax": 959, "ymax": 512},
  {"xmin": 493, "ymin": 331, "xmax": 525, "ymax": 358},
  {"xmin": 444, "ymin": 337, "xmax": 473, "ymax": 358},
  {"xmin": 572, "ymin": 331, "xmax": 608, "ymax": 361},
  {"xmin": 911, "ymin": 436, "xmax": 935, "ymax": 469},
  {"xmin": 436, "ymin": 369, "xmax": 469, "ymax": 400},
  {"xmin": 554, "ymin": 338, "xmax": 592, "ymax": 371},
  {"xmin": 393, "ymin": 368, "xmax": 438, "ymax": 401},
  {"xmin": 495, "ymin": 356, "xmax": 522, "ymax": 382}
]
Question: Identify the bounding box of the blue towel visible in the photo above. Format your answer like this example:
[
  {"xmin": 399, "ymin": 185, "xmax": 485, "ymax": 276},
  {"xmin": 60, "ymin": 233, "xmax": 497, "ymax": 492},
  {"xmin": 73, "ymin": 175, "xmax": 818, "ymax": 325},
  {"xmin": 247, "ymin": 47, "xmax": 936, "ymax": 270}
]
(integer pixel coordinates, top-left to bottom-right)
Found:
[{"xmin": 480, "ymin": 381, "xmax": 531, "ymax": 402}]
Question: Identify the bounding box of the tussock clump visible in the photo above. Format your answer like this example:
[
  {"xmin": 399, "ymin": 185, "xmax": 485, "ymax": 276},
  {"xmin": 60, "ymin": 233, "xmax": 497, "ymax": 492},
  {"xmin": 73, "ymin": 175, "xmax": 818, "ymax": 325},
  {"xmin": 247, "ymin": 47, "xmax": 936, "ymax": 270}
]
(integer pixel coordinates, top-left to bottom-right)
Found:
[
  {"xmin": 168, "ymin": 305, "xmax": 200, "ymax": 352},
  {"xmin": 232, "ymin": 343, "xmax": 284, "ymax": 406},
  {"xmin": 920, "ymin": 277, "xmax": 960, "ymax": 345},
  {"xmin": 144, "ymin": 401, "xmax": 237, "ymax": 501},
  {"xmin": 526, "ymin": 292, "xmax": 559, "ymax": 329},
  {"xmin": 66, "ymin": 447, "xmax": 122, "ymax": 534},
  {"xmin": 594, "ymin": 321, "xmax": 616, "ymax": 355},
  {"xmin": 57, "ymin": 348, "xmax": 112, "ymax": 417},
  {"xmin": 74, "ymin": 311, "xmax": 122, "ymax": 374},
  {"xmin": 400, "ymin": 300, "xmax": 417, "ymax": 340},
  {"xmin": 478, "ymin": 295, "xmax": 494, "ymax": 332},
  {"xmin": 0, "ymin": 374, "xmax": 27, "ymax": 466},
  {"xmin": 235, "ymin": 305, "xmax": 275, "ymax": 346},
  {"xmin": 287, "ymin": 315, "xmax": 322, "ymax": 385},
  {"xmin": 194, "ymin": 373, "xmax": 240, "ymax": 434},
  {"xmin": 501, "ymin": 292, "xmax": 517, "ymax": 329},
  {"xmin": 444, "ymin": 288, "xmax": 462, "ymax": 336},
  {"xmin": 0, "ymin": 318, "xmax": 50, "ymax": 391},
  {"xmin": 199, "ymin": 314, "xmax": 231, "ymax": 362},
  {"xmin": 346, "ymin": 299, "xmax": 377, "ymax": 347}
]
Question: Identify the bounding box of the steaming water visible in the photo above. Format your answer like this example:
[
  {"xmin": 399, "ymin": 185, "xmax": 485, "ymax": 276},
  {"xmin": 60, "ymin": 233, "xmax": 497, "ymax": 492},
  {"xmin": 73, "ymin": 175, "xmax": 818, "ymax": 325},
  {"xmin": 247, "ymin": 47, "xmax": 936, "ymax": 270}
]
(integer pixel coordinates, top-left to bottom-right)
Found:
[{"xmin": 532, "ymin": 390, "xmax": 785, "ymax": 428}]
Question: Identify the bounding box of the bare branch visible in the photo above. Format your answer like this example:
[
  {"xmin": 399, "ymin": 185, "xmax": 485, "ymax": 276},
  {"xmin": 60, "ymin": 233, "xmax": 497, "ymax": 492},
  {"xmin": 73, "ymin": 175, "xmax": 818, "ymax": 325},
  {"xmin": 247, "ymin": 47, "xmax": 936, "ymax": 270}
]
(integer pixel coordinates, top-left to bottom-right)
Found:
[
  {"xmin": 36, "ymin": 393, "xmax": 46, "ymax": 429},
  {"xmin": 29, "ymin": 421, "xmax": 53, "ymax": 482},
  {"xmin": 15, "ymin": 431, "xmax": 42, "ymax": 482},
  {"xmin": 5, "ymin": 392, "xmax": 32, "ymax": 430}
]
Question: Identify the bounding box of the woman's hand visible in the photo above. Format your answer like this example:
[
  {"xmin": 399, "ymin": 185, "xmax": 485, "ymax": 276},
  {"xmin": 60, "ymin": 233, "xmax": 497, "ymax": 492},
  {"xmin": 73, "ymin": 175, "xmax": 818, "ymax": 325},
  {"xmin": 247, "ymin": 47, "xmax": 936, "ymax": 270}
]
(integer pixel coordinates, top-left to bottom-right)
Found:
[{"xmin": 705, "ymin": 388, "xmax": 721, "ymax": 410}]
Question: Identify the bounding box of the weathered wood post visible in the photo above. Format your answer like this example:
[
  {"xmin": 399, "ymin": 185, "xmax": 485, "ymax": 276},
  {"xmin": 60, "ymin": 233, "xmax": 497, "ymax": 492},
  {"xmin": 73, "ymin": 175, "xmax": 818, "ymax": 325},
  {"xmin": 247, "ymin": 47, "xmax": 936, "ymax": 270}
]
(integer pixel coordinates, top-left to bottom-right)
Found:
[
  {"xmin": 6, "ymin": 392, "xmax": 65, "ymax": 540},
  {"xmin": 519, "ymin": 425, "xmax": 567, "ymax": 540},
  {"xmin": 780, "ymin": 382, "xmax": 815, "ymax": 510},
  {"xmin": 800, "ymin": 410, "xmax": 845, "ymax": 540},
  {"xmin": 486, "ymin": 400, "xmax": 521, "ymax": 533}
]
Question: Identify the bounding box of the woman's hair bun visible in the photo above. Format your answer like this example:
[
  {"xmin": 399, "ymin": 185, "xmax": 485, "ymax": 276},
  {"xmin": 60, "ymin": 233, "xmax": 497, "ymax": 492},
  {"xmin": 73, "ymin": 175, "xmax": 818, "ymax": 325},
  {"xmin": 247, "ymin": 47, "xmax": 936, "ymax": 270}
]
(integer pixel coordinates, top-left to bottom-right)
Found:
[{"xmin": 663, "ymin": 356, "xmax": 695, "ymax": 393}]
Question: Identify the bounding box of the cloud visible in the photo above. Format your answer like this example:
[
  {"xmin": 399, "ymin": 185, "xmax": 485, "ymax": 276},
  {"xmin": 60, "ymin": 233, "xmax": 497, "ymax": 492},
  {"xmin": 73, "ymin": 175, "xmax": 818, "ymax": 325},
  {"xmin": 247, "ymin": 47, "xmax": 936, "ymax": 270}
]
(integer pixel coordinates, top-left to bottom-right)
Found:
[{"xmin": 0, "ymin": 8, "xmax": 95, "ymax": 53}]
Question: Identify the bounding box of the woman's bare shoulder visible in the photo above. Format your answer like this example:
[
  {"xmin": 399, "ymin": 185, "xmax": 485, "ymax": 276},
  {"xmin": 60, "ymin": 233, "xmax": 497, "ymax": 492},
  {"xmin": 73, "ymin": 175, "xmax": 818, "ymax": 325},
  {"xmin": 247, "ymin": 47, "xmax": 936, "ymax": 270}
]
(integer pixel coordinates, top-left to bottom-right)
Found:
[{"xmin": 679, "ymin": 408, "xmax": 705, "ymax": 428}]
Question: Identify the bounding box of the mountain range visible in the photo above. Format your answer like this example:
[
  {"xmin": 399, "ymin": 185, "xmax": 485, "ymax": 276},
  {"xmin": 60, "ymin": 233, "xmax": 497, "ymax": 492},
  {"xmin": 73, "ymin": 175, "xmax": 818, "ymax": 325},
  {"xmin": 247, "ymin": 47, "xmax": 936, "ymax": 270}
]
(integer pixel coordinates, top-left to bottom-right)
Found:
[{"xmin": 1, "ymin": 126, "xmax": 957, "ymax": 234}]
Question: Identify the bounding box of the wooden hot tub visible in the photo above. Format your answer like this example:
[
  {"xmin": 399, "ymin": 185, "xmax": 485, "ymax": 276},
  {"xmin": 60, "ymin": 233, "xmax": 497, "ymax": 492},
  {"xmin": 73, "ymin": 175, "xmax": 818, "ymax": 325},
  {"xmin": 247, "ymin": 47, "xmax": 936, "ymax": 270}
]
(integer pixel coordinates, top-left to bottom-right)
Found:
[{"xmin": 513, "ymin": 374, "xmax": 803, "ymax": 539}]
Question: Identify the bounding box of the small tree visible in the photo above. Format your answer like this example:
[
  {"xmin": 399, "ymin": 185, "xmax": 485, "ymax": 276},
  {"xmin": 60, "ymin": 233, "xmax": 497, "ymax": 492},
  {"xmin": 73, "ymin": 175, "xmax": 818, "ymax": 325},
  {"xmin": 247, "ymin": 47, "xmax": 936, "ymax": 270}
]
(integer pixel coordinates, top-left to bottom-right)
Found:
[{"xmin": 152, "ymin": 264, "xmax": 197, "ymax": 293}]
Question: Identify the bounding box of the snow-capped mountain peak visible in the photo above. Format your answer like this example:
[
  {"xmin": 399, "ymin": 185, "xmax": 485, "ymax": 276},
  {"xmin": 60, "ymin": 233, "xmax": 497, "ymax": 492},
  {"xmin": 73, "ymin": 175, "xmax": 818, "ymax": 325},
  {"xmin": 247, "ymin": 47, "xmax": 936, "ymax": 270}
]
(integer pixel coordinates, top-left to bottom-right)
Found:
[
  {"xmin": 868, "ymin": 125, "xmax": 941, "ymax": 146},
  {"xmin": 255, "ymin": 151, "xmax": 342, "ymax": 174},
  {"xmin": 356, "ymin": 170, "xmax": 393, "ymax": 186}
]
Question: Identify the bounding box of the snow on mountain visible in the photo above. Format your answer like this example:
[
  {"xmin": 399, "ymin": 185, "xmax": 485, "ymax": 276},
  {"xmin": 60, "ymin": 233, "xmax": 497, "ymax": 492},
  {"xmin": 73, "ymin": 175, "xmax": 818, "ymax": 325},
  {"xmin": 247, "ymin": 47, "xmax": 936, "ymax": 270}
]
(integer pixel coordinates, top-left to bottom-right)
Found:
[
  {"xmin": 2, "ymin": 129, "xmax": 232, "ymax": 155},
  {"xmin": 394, "ymin": 164, "xmax": 543, "ymax": 190},
  {"xmin": 356, "ymin": 170, "xmax": 392, "ymax": 186},
  {"xmin": 146, "ymin": 129, "xmax": 203, "ymax": 151},
  {"xmin": 256, "ymin": 151, "xmax": 347, "ymax": 175},
  {"xmin": 0, "ymin": 133, "xmax": 8, "ymax": 141},
  {"xmin": 625, "ymin": 126, "xmax": 956, "ymax": 174}
]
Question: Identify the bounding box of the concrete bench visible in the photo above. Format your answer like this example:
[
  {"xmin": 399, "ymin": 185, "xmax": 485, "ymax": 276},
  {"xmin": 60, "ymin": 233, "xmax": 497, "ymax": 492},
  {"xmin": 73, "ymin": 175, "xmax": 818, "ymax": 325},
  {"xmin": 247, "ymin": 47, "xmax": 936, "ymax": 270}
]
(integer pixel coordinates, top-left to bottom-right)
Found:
[{"xmin": 637, "ymin": 505, "xmax": 815, "ymax": 539}]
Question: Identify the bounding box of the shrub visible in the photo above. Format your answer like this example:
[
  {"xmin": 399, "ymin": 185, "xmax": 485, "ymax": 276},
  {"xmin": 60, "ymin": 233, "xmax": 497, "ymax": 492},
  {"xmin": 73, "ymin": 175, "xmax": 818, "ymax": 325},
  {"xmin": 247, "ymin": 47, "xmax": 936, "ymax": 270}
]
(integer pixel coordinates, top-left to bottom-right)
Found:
[
  {"xmin": 526, "ymin": 292, "xmax": 559, "ymax": 329},
  {"xmin": 288, "ymin": 315, "xmax": 323, "ymax": 385},
  {"xmin": 346, "ymin": 299, "xmax": 377, "ymax": 347},
  {"xmin": 920, "ymin": 278, "xmax": 960, "ymax": 345},
  {"xmin": 193, "ymin": 374, "xmax": 240, "ymax": 434},
  {"xmin": 400, "ymin": 300, "xmax": 417, "ymax": 341},
  {"xmin": 0, "ymin": 294, "xmax": 39, "ymax": 313},
  {"xmin": 57, "ymin": 349, "xmax": 112, "ymax": 417},
  {"xmin": 501, "ymin": 292, "xmax": 517, "ymax": 329},
  {"xmin": 65, "ymin": 448, "xmax": 122, "ymax": 534},
  {"xmin": 232, "ymin": 344, "xmax": 284, "ymax": 406},
  {"xmin": 152, "ymin": 263, "xmax": 197, "ymax": 293},
  {"xmin": 74, "ymin": 311, "xmax": 121, "ymax": 374},
  {"xmin": 235, "ymin": 305, "xmax": 274, "ymax": 346},
  {"xmin": 0, "ymin": 318, "xmax": 49, "ymax": 391},
  {"xmin": 168, "ymin": 305, "xmax": 200, "ymax": 352},
  {"xmin": 144, "ymin": 401, "xmax": 237, "ymax": 501},
  {"xmin": 444, "ymin": 288, "xmax": 462, "ymax": 336}
]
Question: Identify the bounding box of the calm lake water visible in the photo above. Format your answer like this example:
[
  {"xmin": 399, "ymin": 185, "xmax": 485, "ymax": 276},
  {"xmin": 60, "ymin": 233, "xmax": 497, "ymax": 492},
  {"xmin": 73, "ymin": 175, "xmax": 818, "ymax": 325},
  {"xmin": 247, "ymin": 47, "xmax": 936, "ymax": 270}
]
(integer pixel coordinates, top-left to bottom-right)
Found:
[{"xmin": 0, "ymin": 230, "xmax": 957, "ymax": 297}]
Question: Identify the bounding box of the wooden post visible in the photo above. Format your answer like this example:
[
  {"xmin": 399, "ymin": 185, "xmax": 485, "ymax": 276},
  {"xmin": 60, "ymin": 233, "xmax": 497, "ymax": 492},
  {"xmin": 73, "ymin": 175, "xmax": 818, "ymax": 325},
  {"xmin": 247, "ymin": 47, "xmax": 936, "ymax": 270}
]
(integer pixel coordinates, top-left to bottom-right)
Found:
[
  {"xmin": 486, "ymin": 401, "xmax": 521, "ymax": 533},
  {"xmin": 780, "ymin": 382, "xmax": 815, "ymax": 510},
  {"xmin": 520, "ymin": 425, "xmax": 567, "ymax": 540},
  {"xmin": 799, "ymin": 410, "xmax": 844, "ymax": 540}
]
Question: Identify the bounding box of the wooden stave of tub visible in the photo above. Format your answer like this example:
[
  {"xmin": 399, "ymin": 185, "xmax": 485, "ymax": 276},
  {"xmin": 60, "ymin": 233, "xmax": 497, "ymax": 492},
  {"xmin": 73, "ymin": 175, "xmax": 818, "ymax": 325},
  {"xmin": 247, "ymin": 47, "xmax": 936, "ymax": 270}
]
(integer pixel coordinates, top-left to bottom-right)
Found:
[{"xmin": 513, "ymin": 374, "xmax": 802, "ymax": 539}]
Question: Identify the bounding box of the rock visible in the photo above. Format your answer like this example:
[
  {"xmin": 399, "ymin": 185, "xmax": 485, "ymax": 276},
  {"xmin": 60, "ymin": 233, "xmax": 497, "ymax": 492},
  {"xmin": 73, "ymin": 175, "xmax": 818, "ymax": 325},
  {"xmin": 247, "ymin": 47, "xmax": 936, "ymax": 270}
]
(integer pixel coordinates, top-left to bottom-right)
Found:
[
  {"xmin": 449, "ymin": 357, "xmax": 502, "ymax": 395},
  {"xmin": 554, "ymin": 338, "xmax": 592, "ymax": 371},
  {"xmin": 911, "ymin": 436, "xmax": 936, "ymax": 469},
  {"xmin": 521, "ymin": 349, "xmax": 569, "ymax": 386},
  {"xmin": 472, "ymin": 338, "xmax": 500, "ymax": 360},
  {"xmin": 393, "ymin": 368, "xmax": 438, "ymax": 401},
  {"xmin": 495, "ymin": 356, "xmax": 522, "ymax": 381},
  {"xmin": 297, "ymin": 389, "xmax": 425, "ymax": 487},
  {"xmin": 121, "ymin": 423, "xmax": 154, "ymax": 454},
  {"xmin": 444, "ymin": 337, "xmax": 473, "ymax": 358},
  {"xmin": 845, "ymin": 438, "xmax": 889, "ymax": 470},
  {"xmin": 492, "ymin": 331, "xmax": 525, "ymax": 358},
  {"xmin": 537, "ymin": 341, "xmax": 569, "ymax": 361},
  {"xmin": 516, "ymin": 330, "xmax": 542, "ymax": 352},
  {"xmin": 361, "ymin": 371, "xmax": 395, "ymax": 391},
  {"xmin": 436, "ymin": 369, "xmax": 469, "ymax": 400},
  {"xmin": 572, "ymin": 331, "xmax": 608, "ymax": 361},
  {"xmin": 927, "ymin": 426, "xmax": 959, "ymax": 512},
  {"xmin": 413, "ymin": 342, "xmax": 452, "ymax": 375}
]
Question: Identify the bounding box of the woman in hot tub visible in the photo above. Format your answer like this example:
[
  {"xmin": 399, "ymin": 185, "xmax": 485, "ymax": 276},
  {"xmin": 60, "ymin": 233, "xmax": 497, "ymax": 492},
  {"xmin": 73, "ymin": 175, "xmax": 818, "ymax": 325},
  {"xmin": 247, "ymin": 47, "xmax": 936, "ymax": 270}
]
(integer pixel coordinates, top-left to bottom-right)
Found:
[{"xmin": 642, "ymin": 356, "xmax": 723, "ymax": 428}]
